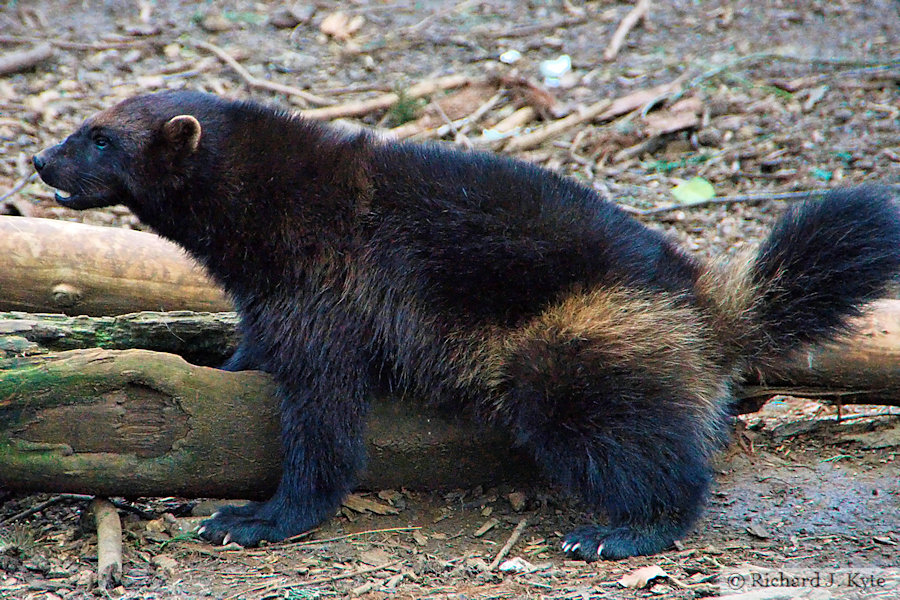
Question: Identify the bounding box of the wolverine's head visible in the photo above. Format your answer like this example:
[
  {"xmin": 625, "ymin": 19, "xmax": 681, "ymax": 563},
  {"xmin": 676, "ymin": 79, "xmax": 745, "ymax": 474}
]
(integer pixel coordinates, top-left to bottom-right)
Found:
[{"xmin": 33, "ymin": 91, "xmax": 210, "ymax": 210}]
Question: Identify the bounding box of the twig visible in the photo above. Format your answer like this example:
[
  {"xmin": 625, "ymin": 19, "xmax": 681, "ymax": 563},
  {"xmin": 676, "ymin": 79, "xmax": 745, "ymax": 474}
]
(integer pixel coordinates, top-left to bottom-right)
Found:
[
  {"xmin": 296, "ymin": 560, "xmax": 402, "ymax": 586},
  {"xmin": 293, "ymin": 526, "xmax": 422, "ymax": 546},
  {"xmin": 92, "ymin": 498, "xmax": 123, "ymax": 590},
  {"xmin": 0, "ymin": 493, "xmax": 93, "ymax": 525},
  {"xmin": 316, "ymin": 82, "xmax": 395, "ymax": 96},
  {"xmin": 300, "ymin": 74, "xmax": 472, "ymax": 121},
  {"xmin": 457, "ymin": 90, "xmax": 505, "ymax": 136},
  {"xmin": 567, "ymin": 129, "xmax": 594, "ymax": 179},
  {"xmin": 0, "ymin": 35, "xmax": 154, "ymax": 51},
  {"xmin": 0, "ymin": 43, "xmax": 54, "ymax": 75},
  {"xmin": 491, "ymin": 16, "xmax": 588, "ymax": 38},
  {"xmin": 408, "ymin": 0, "xmax": 478, "ymax": 33},
  {"xmin": 0, "ymin": 172, "xmax": 38, "ymax": 204},
  {"xmin": 504, "ymin": 80, "xmax": 677, "ymax": 152},
  {"xmin": 193, "ymin": 40, "xmax": 334, "ymax": 107},
  {"xmin": 504, "ymin": 100, "xmax": 611, "ymax": 152},
  {"xmin": 604, "ymin": 0, "xmax": 651, "ymax": 61},
  {"xmin": 621, "ymin": 190, "xmax": 821, "ymax": 217},
  {"xmin": 489, "ymin": 106, "xmax": 536, "ymax": 133},
  {"xmin": 489, "ymin": 518, "xmax": 528, "ymax": 570},
  {"xmin": 430, "ymin": 98, "xmax": 472, "ymax": 148},
  {"xmin": 225, "ymin": 560, "xmax": 404, "ymax": 598},
  {"xmin": 0, "ymin": 117, "xmax": 37, "ymax": 135},
  {"xmin": 663, "ymin": 54, "xmax": 900, "ymax": 111}
]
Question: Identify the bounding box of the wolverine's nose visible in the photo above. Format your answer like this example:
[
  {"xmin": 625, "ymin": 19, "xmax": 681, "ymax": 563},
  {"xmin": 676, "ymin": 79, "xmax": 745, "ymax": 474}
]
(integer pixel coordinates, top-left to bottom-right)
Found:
[{"xmin": 32, "ymin": 152, "xmax": 46, "ymax": 172}]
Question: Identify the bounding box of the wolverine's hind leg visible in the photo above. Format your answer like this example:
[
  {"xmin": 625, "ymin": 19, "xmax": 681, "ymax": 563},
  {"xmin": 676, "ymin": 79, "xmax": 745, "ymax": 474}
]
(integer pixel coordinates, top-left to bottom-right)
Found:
[{"xmin": 494, "ymin": 288, "xmax": 731, "ymax": 560}]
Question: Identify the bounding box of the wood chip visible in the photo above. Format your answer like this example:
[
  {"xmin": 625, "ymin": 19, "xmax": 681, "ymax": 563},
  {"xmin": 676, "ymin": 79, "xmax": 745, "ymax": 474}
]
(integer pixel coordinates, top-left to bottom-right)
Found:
[
  {"xmin": 474, "ymin": 518, "xmax": 499, "ymax": 537},
  {"xmin": 342, "ymin": 494, "xmax": 399, "ymax": 515}
]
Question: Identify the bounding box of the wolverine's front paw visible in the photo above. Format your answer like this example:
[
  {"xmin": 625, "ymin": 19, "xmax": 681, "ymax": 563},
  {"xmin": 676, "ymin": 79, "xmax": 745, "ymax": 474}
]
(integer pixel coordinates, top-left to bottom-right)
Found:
[
  {"xmin": 197, "ymin": 502, "xmax": 289, "ymax": 547},
  {"xmin": 562, "ymin": 525, "xmax": 675, "ymax": 561}
]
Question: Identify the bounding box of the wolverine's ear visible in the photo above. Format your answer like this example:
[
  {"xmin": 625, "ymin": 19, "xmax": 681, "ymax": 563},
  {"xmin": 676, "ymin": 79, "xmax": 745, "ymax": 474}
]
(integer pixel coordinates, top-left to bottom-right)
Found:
[{"xmin": 163, "ymin": 115, "xmax": 201, "ymax": 153}]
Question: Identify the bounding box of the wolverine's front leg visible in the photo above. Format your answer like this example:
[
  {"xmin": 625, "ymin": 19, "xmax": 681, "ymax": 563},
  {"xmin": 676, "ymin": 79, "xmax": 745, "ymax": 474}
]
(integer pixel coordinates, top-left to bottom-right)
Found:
[
  {"xmin": 199, "ymin": 303, "xmax": 371, "ymax": 546},
  {"xmin": 198, "ymin": 382, "xmax": 369, "ymax": 546}
]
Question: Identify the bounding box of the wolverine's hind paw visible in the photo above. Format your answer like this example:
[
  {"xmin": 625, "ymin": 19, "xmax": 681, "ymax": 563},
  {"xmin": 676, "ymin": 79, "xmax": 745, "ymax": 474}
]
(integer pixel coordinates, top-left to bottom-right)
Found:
[{"xmin": 562, "ymin": 525, "xmax": 677, "ymax": 560}]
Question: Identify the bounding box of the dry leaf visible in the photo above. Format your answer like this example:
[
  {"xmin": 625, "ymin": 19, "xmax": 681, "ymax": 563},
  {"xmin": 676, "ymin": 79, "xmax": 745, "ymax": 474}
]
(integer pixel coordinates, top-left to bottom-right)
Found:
[
  {"xmin": 377, "ymin": 489, "xmax": 402, "ymax": 504},
  {"xmin": 500, "ymin": 75, "xmax": 562, "ymax": 117},
  {"xmin": 643, "ymin": 97, "xmax": 703, "ymax": 136},
  {"xmin": 618, "ymin": 565, "xmax": 667, "ymax": 588},
  {"xmin": 358, "ymin": 548, "xmax": 392, "ymax": 566}
]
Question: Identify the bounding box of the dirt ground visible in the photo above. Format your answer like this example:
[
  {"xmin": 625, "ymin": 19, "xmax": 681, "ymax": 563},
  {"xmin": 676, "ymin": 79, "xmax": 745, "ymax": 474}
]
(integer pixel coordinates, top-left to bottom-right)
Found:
[{"xmin": 1, "ymin": 1, "xmax": 899, "ymax": 598}]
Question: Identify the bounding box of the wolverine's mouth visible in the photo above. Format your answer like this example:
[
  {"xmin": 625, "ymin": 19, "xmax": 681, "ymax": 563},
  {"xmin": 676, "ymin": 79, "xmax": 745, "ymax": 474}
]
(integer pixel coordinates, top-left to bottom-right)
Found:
[
  {"xmin": 52, "ymin": 188, "xmax": 81, "ymax": 206},
  {"xmin": 45, "ymin": 184, "xmax": 119, "ymax": 210},
  {"xmin": 48, "ymin": 186, "xmax": 99, "ymax": 210},
  {"xmin": 54, "ymin": 189, "xmax": 75, "ymax": 203}
]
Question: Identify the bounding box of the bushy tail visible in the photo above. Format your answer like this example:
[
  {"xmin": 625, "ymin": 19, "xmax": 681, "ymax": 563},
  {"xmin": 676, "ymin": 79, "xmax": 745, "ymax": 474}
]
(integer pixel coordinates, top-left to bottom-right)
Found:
[{"xmin": 699, "ymin": 186, "xmax": 900, "ymax": 368}]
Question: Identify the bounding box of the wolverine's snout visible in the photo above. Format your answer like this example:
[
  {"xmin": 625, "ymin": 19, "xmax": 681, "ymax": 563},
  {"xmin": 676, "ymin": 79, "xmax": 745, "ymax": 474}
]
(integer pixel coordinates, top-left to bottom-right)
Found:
[{"xmin": 32, "ymin": 150, "xmax": 48, "ymax": 172}]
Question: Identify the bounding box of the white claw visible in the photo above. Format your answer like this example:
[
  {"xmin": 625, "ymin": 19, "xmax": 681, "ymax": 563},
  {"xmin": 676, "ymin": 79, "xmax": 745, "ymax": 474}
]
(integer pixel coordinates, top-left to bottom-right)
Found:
[
  {"xmin": 211, "ymin": 511, "xmax": 221, "ymax": 519},
  {"xmin": 596, "ymin": 543, "xmax": 604, "ymax": 558},
  {"xmin": 561, "ymin": 542, "xmax": 570, "ymax": 552},
  {"xmin": 571, "ymin": 542, "xmax": 580, "ymax": 552},
  {"xmin": 197, "ymin": 526, "xmax": 206, "ymax": 536},
  {"xmin": 222, "ymin": 533, "xmax": 232, "ymax": 546}
]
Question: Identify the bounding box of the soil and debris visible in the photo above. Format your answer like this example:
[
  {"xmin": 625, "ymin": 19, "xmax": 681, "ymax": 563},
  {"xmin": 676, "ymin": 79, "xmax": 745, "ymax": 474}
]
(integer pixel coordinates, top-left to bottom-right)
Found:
[{"xmin": 1, "ymin": 1, "xmax": 899, "ymax": 598}]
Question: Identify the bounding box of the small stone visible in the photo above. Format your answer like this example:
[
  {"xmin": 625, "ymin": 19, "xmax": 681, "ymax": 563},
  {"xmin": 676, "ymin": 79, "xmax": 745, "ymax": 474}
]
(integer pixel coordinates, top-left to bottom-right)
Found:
[
  {"xmin": 696, "ymin": 127, "xmax": 724, "ymax": 147},
  {"xmin": 151, "ymin": 555, "xmax": 178, "ymax": 577},
  {"xmin": 499, "ymin": 557, "xmax": 535, "ymax": 573},
  {"xmin": 269, "ymin": 8, "xmax": 301, "ymax": 29},
  {"xmin": 507, "ymin": 491, "xmax": 526, "ymax": 512},
  {"xmin": 200, "ymin": 11, "xmax": 233, "ymax": 33},
  {"xmin": 163, "ymin": 43, "xmax": 181, "ymax": 59}
]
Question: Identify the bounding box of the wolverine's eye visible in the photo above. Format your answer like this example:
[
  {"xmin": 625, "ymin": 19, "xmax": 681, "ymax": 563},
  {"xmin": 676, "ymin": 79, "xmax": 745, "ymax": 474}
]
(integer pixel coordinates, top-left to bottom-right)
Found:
[{"xmin": 93, "ymin": 135, "xmax": 110, "ymax": 150}]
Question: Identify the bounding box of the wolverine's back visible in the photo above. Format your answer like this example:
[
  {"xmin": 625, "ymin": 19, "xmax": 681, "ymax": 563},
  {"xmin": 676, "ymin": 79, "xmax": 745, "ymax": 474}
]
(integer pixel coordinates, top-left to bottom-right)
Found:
[{"xmin": 365, "ymin": 141, "xmax": 700, "ymax": 326}]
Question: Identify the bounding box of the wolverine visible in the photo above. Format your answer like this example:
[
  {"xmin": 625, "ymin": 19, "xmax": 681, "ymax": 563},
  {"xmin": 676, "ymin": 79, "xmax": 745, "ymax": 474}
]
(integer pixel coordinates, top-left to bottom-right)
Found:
[{"xmin": 33, "ymin": 90, "xmax": 900, "ymax": 560}]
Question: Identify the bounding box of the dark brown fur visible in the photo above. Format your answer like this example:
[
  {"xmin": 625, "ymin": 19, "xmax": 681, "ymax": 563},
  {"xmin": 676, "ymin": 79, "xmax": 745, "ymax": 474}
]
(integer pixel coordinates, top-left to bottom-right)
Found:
[{"xmin": 33, "ymin": 91, "xmax": 900, "ymax": 559}]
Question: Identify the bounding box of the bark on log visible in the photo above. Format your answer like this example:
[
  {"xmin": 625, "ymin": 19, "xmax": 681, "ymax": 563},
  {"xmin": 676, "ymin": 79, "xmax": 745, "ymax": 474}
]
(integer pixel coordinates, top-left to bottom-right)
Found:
[
  {"xmin": 0, "ymin": 310, "xmax": 239, "ymax": 365},
  {"xmin": 3, "ymin": 302, "xmax": 900, "ymax": 407},
  {"xmin": 0, "ymin": 349, "xmax": 529, "ymax": 497},
  {"xmin": 736, "ymin": 299, "xmax": 900, "ymax": 413},
  {"xmin": 0, "ymin": 217, "xmax": 231, "ymax": 316}
]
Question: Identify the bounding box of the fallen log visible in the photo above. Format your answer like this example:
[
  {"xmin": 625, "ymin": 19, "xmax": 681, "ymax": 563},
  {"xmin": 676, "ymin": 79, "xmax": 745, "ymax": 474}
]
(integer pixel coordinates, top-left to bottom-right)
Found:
[
  {"xmin": 0, "ymin": 216, "xmax": 231, "ymax": 316},
  {"xmin": 0, "ymin": 348, "xmax": 529, "ymax": 497},
  {"xmin": 1, "ymin": 294, "xmax": 899, "ymax": 498}
]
